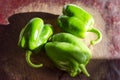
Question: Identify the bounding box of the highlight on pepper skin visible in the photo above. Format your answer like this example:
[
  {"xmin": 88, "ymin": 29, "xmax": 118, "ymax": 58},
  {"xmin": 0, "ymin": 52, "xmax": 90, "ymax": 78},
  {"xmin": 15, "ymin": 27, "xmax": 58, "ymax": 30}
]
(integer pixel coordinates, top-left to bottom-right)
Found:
[
  {"xmin": 18, "ymin": 4, "xmax": 102, "ymax": 77},
  {"xmin": 18, "ymin": 17, "xmax": 53, "ymax": 68},
  {"xmin": 57, "ymin": 4, "xmax": 102, "ymax": 45},
  {"xmin": 45, "ymin": 33, "xmax": 92, "ymax": 77}
]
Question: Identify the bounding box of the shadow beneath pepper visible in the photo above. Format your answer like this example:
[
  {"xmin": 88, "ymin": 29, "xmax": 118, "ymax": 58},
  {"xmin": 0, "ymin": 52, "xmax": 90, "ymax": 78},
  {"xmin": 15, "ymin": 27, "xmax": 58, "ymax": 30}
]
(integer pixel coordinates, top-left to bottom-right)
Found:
[
  {"xmin": 0, "ymin": 12, "xmax": 61, "ymax": 80},
  {"xmin": 0, "ymin": 12, "xmax": 120, "ymax": 80},
  {"xmin": 0, "ymin": 12, "xmax": 60, "ymax": 59}
]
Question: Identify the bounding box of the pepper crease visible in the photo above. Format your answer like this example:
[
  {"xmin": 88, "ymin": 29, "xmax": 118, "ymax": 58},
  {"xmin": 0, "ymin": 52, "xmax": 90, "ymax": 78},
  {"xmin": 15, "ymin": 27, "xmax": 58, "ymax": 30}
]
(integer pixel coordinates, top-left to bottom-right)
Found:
[
  {"xmin": 18, "ymin": 17, "xmax": 53, "ymax": 68},
  {"xmin": 57, "ymin": 4, "xmax": 102, "ymax": 45}
]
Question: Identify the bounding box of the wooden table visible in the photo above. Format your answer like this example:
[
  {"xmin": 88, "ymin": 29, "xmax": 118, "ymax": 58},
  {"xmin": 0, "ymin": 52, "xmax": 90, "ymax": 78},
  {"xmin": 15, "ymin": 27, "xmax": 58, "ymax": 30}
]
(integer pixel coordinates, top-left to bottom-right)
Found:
[{"xmin": 0, "ymin": 0, "xmax": 120, "ymax": 80}]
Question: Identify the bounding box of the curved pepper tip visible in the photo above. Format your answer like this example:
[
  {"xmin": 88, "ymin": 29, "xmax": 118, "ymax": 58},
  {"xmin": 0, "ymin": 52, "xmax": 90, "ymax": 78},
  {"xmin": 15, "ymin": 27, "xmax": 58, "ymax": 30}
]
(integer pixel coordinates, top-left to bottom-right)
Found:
[
  {"xmin": 26, "ymin": 50, "xmax": 43, "ymax": 68},
  {"xmin": 88, "ymin": 27, "xmax": 102, "ymax": 45}
]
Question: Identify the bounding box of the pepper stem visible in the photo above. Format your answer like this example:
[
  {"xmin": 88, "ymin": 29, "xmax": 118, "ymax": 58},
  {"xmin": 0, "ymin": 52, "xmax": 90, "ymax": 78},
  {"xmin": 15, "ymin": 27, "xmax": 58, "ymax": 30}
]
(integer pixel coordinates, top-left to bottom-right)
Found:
[
  {"xmin": 79, "ymin": 64, "xmax": 90, "ymax": 77},
  {"xmin": 26, "ymin": 50, "xmax": 43, "ymax": 68},
  {"xmin": 88, "ymin": 27, "xmax": 102, "ymax": 45}
]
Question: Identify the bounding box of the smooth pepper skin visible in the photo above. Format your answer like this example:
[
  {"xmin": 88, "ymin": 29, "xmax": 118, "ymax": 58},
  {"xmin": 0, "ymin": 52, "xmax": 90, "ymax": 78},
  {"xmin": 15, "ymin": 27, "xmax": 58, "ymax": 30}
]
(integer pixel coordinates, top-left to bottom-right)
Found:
[
  {"xmin": 45, "ymin": 33, "xmax": 91, "ymax": 77},
  {"xmin": 18, "ymin": 17, "xmax": 53, "ymax": 68},
  {"xmin": 57, "ymin": 4, "xmax": 102, "ymax": 45}
]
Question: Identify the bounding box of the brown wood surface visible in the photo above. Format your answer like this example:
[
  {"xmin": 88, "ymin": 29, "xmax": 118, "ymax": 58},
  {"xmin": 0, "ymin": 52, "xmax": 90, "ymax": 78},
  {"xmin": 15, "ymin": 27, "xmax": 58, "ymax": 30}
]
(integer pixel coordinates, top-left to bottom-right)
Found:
[{"xmin": 0, "ymin": 0, "xmax": 120, "ymax": 80}]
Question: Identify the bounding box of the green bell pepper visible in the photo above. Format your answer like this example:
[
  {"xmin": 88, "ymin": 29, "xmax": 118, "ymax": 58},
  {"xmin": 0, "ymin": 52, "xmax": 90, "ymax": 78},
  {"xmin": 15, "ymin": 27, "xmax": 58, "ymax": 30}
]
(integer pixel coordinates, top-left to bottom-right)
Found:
[
  {"xmin": 57, "ymin": 4, "xmax": 102, "ymax": 45},
  {"xmin": 45, "ymin": 33, "xmax": 91, "ymax": 77},
  {"xmin": 18, "ymin": 17, "xmax": 53, "ymax": 68}
]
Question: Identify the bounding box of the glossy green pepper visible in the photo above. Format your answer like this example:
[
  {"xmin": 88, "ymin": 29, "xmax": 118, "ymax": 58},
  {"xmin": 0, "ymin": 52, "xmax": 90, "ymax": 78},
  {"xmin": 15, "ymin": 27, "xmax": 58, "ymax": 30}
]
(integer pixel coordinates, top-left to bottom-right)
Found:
[
  {"xmin": 18, "ymin": 17, "xmax": 53, "ymax": 68},
  {"xmin": 57, "ymin": 4, "xmax": 102, "ymax": 45},
  {"xmin": 45, "ymin": 33, "xmax": 91, "ymax": 77}
]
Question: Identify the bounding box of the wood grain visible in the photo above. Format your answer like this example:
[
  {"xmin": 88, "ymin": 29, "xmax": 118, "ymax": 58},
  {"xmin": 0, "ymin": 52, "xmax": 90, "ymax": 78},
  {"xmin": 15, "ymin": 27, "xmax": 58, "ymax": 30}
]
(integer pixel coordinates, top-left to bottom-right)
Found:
[
  {"xmin": 1, "ymin": 0, "xmax": 109, "ymax": 58},
  {"xmin": 0, "ymin": 0, "xmax": 120, "ymax": 80}
]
